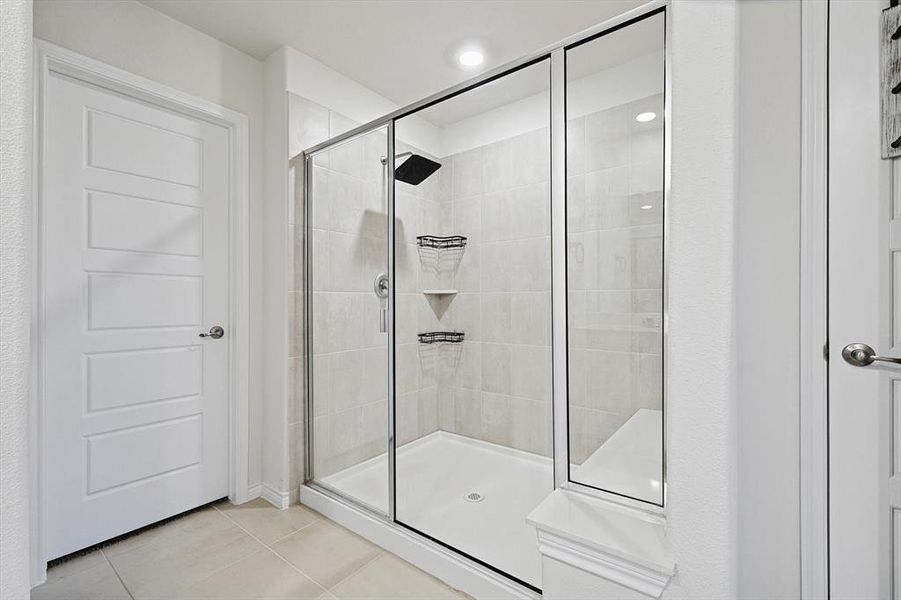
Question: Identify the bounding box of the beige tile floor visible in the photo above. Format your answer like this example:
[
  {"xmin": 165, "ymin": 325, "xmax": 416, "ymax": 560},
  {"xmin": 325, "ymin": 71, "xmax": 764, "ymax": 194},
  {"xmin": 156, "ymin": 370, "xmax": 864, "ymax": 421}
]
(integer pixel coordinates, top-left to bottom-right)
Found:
[{"xmin": 32, "ymin": 499, "xmax": 469, "ymax": 600}]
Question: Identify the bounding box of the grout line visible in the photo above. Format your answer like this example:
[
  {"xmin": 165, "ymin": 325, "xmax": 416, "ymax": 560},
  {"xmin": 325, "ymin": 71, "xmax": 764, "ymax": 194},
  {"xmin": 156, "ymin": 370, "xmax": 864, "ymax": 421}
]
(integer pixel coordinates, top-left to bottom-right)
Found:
[
  {"xmin": 100, "ymin": 548, "xmax": 135, "ymax": 600},
  {"xmin": 264, "ymin": 518, "xmax": 322, "ymax": 548},
  {"xmin": 124, "ymin": 508, "xmax": 267, "ymax": 598},
  {"xmin": 321, "ymin": 548, "xmax": 385, "ymax": 593},
  {"xmin": 213, "ymin": 503, "xmax": 331, "ymax": 594},
  {"xmin": 264, "ymin": 546, "xmax": 332, "ymax": 598},
  {"xmin": 99, "ymin": 504, "xmax": 216, "ymax": 561}
]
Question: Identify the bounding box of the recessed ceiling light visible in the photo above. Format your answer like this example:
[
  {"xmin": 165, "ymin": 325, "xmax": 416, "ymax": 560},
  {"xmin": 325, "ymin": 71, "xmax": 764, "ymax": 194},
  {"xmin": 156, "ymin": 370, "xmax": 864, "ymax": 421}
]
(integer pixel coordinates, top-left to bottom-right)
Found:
[
  {"xmin": 635, "ymin": 112, "xmax": 656, "ymax": 123},
  {"xmin": 458, "ymin": 50, "xmax": 484, "ymax": 67},
  {"xmin": 640, "ymin": 204, "xmax": 653, "ymax": 210}
]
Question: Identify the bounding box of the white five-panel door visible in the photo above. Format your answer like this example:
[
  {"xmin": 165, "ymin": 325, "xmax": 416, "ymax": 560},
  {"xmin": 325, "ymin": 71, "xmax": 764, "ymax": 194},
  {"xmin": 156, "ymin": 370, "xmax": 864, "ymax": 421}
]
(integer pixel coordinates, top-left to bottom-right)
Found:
[
  {"xmin": 42, "ymin": 70, "xmax": 231, "ymax": 559},
  {"xmin": 829, "ymin": 1, "xmax": 897, "ymax": 597}
]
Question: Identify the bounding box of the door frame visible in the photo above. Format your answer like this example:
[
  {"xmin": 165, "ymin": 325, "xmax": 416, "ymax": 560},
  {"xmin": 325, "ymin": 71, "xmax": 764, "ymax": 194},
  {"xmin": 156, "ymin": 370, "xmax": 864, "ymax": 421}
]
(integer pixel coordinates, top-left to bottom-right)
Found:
[
  {"xmin": 800, "ymin": 0, "xmax": 829, "ymax": 597},
  {"xmin": 799, "ymin": 0, "xmax": 897, "ymax": 596},
  {"xmin": 30, "ymin": 40, "xmax": 250, "ymax": 584}
]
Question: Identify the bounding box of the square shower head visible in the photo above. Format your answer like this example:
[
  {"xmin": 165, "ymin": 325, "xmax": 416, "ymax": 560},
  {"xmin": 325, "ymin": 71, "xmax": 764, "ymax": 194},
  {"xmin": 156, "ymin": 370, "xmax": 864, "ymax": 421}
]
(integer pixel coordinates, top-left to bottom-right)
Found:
[{"xmin": 395, "ymin": 154, "xmax": 441, "ymax": 185}]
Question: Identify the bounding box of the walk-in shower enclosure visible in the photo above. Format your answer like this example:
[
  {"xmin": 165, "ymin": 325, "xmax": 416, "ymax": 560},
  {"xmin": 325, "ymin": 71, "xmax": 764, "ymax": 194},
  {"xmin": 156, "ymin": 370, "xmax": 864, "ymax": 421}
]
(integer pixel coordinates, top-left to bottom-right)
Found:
[{"xmin": 296, "ymin": 3, "xmax": 668, "ymax": 592}]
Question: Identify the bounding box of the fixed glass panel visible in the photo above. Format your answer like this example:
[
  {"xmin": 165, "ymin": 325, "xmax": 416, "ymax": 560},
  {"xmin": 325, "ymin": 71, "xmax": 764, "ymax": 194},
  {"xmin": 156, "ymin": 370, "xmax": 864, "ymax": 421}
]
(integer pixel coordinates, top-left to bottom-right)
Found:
[
  {"xmin": 308, "ymin": 125, "xmax": 391, "ymax": 515},
  {"xmin": 565, "ymin": 12, "xmax": 665, "ymax": 505},
  {"xmin": 392, "ymin": 59, "xmax": 551, "ymax": 590}
]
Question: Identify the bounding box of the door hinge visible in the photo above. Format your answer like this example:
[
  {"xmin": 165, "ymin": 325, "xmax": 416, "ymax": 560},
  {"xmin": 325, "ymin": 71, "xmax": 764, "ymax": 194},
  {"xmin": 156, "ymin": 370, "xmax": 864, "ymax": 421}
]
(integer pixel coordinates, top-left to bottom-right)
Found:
[{"xmin": 823, "ymin": 341, "xmax": 829, "ymax": 361}]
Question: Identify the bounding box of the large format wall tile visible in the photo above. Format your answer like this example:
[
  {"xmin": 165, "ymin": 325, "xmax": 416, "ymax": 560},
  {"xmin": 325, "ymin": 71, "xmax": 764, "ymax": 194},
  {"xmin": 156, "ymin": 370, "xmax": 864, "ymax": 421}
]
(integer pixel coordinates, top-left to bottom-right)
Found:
[{"xmin": 292, "ymin": 90, "xmax": 662, "ymax": 482}]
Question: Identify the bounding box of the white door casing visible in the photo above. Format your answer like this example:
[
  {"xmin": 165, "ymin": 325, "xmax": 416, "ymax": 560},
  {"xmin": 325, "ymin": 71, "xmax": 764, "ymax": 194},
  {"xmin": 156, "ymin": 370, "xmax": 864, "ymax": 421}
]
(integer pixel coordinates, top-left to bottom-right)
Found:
[
  {"xmin": 829, "ymin": 1, "xmax": 895, "ymax": 597},
  {"xmin": 35, "ymin": 42, "xmax": 250, "ymax": 563}
]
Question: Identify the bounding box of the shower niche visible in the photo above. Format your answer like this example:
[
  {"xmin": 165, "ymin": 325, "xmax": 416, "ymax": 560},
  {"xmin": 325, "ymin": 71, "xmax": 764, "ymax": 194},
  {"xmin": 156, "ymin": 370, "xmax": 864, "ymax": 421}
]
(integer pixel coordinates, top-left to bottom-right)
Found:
[{"xmin": 299, "ymin": 6, "xmax": 666, "ymax": 594}]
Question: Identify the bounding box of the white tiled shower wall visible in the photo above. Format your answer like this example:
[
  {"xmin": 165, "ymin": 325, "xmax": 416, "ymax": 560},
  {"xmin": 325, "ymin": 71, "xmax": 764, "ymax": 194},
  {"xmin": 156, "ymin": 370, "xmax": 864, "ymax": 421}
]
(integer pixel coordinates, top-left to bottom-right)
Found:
[
  {"xmin": 433, "ymin": 128, "xmax": 554, "ymax": 457},
  {"xmin": 420, "ymin": 94, "xmax": 663, "ymax": 463},
  {"xmin": 289, "ymin": 91, "xmax": 664, "ymax": 485}
]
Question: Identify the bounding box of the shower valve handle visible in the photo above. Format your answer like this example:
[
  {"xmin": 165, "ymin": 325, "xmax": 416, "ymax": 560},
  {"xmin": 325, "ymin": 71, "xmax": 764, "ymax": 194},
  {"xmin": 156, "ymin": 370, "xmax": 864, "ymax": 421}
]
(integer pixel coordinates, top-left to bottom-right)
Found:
[{"xmin": 374, "ymin": 272, "xmax": 389, "ymax": 334}]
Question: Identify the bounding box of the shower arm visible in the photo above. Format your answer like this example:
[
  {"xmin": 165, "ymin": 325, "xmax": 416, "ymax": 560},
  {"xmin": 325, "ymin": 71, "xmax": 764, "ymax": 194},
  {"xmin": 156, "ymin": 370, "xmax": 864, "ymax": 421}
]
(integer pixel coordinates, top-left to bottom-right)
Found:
[{"xmin": 379, "ymin": 152, "xmax": 413, "ymax": 166}]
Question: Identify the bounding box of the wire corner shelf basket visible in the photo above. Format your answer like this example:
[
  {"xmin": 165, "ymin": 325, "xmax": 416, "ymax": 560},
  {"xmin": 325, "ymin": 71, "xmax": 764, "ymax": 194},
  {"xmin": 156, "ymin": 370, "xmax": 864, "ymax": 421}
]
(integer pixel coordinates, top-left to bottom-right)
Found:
[
  {"xmin": 416, "ymin": 235, "xmax": 468, "ymax": 250},
  {"xmin": 417, "ymin": 331, "xmax": 465, "ymax": 344}
]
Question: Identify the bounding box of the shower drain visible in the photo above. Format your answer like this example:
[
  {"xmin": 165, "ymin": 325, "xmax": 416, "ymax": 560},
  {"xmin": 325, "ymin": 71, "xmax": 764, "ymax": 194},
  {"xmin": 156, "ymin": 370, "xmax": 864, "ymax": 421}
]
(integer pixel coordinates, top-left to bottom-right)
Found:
[{"xmin": 464, "ymin": 492, "xmax": 484, "ymax": 503}]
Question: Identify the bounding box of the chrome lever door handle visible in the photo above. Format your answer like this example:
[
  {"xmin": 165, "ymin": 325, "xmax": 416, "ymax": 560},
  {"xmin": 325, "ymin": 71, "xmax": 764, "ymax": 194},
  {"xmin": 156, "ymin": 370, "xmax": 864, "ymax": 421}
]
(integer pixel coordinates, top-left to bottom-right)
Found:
[
  {"xmin": 841, "ymin": 342, "xmax": 901, "ymax": 366},
  {"xmin": 199, "ymin": 325, "xmax": 225, "ymax": 339}
]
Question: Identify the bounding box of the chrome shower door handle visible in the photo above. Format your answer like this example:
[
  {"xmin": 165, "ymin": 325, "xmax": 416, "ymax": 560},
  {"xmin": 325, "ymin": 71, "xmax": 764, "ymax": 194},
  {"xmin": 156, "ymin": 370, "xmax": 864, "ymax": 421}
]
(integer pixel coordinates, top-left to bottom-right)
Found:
[
  {"xmin": 841, "ymin": 342, "xmax": 901, "ymax": 367},
  {"xmin": 199, "ymin": 325, "xmax": 225, "ymax": 339}
]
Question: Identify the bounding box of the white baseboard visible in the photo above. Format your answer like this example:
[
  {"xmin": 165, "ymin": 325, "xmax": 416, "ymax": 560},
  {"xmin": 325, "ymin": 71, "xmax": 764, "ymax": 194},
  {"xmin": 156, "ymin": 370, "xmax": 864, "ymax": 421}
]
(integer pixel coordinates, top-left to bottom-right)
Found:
[
  {"xmin": 260, "ymin": 483, "xmax": 290, "ymax": 509},
  {"xmin": 233, "ymin": 482, "xmax": 288, "ymax": 510},
  {"xmin": 299, "ymin": 484, "xmax": 538, "ymax": 600},
  {"xmin": 245, "ymin": 483, "xmax": 262, "ymax": 501}
]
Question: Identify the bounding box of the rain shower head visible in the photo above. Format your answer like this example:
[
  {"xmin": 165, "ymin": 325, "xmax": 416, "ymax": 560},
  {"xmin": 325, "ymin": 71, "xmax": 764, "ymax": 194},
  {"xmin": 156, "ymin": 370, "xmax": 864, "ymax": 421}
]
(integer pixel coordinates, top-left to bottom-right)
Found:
[{"xmin": 381, "ymin": 152, "xmax": 442, "ymax": 185}]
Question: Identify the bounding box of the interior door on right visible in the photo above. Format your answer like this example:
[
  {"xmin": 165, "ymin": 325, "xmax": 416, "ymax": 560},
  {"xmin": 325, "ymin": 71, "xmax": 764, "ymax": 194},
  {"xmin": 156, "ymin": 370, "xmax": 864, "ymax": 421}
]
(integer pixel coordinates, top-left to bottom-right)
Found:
[{"xmin": 829, "ymin": 1, "xmax": 897, "ymax": 597}]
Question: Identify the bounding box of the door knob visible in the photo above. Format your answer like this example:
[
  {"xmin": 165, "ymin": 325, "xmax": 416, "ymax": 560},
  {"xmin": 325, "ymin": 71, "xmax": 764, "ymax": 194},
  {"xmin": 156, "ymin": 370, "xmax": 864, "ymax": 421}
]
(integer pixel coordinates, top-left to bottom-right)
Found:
[
  {"xmin": 841, "ymin": 342, "xmax": 901, "ymax": 366},
  {"xmin": 199, "ymin": 325, "xmax": 225, "ymax": 339}
]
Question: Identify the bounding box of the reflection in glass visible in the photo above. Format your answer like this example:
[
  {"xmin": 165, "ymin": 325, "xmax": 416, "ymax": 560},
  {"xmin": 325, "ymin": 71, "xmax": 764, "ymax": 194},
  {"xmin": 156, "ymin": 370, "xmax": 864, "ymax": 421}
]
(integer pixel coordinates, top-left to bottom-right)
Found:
[
  {"xmin": 565, "ymin": 12, "xmax": 665, "ymax": 504},
  {"xmin": 308, "ymin": 125, "xmax": 391, "ymax": 515},
  {"xmin": 393, "ymin": 59, "xmax": 552, "ymax": 589}
]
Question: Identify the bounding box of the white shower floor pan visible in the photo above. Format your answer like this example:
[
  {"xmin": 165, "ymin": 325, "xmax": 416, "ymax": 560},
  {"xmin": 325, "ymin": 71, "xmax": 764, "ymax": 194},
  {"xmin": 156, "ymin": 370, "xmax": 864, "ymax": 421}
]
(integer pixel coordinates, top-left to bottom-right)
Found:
[{"xmin": 320, "ymin": 431, "xmax": 552, "ymax": 589}]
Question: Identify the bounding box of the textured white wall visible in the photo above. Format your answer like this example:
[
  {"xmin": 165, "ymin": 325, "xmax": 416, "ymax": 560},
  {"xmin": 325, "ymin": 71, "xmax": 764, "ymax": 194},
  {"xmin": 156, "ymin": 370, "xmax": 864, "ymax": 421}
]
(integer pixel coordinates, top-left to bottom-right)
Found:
[
  {"xmin": 33, "ymin": 0, "xmax": 266, "ymax": 488},
  {"xmin": 261, "ymin": 47, "xmax": 291, "ymax": 503},
  {"xmin": 663, "ymin": 1, "xmax": 738, "ymax": 597},
  {"xmin": 736, "ymin": 1, "xmax": 801, "ymax": 597},
  {"xmin": 283, "ymin": 47, "xmax": 441, "ymax": 157},
  {"xmin": 0, "ymin": 0, "xmax": 34, "ymax": 597}
]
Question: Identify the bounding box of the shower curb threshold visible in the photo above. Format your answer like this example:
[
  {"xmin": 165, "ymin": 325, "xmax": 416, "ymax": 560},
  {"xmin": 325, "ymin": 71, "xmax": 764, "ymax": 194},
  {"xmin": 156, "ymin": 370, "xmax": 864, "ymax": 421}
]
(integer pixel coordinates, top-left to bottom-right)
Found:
[
  {"xmin": 526, "ymin": 489, "xmax": 674, "ymax": 599},
  {"xmin": 299, "ymin": 483, "xmax": 540, "ymax": 600}
]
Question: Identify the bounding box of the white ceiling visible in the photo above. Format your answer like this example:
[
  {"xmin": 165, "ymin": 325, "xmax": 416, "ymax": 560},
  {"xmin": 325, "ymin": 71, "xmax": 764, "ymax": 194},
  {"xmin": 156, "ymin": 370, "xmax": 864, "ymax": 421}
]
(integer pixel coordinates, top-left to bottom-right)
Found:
[
  {"xmin": 415, "ymin": 12, "xmax": 663, "ymax": 127},
  {"xmin": 139, "ymin": 0, "xmax": 646, "ymax": 107}
]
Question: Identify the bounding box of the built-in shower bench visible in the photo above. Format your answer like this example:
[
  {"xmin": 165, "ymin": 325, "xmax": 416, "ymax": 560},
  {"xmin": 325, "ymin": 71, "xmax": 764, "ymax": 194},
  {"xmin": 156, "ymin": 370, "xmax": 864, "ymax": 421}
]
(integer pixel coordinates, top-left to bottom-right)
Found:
[{"xmin": 527, "ymin": 409, "xmax": 674, "ymax": 600}]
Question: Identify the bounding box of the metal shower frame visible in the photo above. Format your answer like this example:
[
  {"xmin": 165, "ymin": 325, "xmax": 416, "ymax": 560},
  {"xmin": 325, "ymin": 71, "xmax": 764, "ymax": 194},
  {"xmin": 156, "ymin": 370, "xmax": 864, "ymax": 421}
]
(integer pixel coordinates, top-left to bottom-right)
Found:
[{"xmin": 300, "ymin": 0, "xmax": 671, "ymax": 591}]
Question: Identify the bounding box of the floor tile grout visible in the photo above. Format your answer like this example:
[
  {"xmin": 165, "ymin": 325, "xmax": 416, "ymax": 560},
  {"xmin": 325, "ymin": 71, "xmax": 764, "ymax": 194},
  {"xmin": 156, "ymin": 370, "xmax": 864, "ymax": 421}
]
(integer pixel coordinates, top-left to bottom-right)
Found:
[
  {"xmin": 323, "ymin": 548, "xmax": 385, "ymax": 593},
  {"xmin": 211, "ymin": 499, "xmax": 324, "ymax": 548},
  {"xmin": 100, "ymin": 505, "xmax": 217, "ymax": 563},
  {"xmin": 38, "ymin": 501, "xmax": 462, "ymax": 600},
  {"xmin": 213, "ymin": 502, "xmax": 332, "ymax": 596},
  {"xmin": 264, "ymin": 516, "xmax": 322, "ymax": 548},
  {"xmin": 100, "ymin": 548, "xmax": 135, "ymax": 600},
  {"xmin": 114, "ymin": 508, "xmax": 266, "ymax": 600},
  {"xmin": 213, "ymin": 501, "xmax": 403, "ymax": 595},
  {"xmin": 265, "ymin": 532, "xmax": 343, "ymax": 593},
  {"xmin": 264, "ymin": 546, "xmax": 333, "ymax": 598}
]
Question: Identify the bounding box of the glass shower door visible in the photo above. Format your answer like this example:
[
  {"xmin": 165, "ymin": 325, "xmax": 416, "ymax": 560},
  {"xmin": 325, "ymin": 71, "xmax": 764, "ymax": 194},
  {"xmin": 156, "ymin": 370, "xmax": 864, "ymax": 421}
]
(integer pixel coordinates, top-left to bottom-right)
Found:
[
  {"xmin": 392, "ymin": 59, "xmax": 552, "ymax": 591},
  {"xmin": 307, "ymin": 124, "xmax": 392, "ymax": 515}
]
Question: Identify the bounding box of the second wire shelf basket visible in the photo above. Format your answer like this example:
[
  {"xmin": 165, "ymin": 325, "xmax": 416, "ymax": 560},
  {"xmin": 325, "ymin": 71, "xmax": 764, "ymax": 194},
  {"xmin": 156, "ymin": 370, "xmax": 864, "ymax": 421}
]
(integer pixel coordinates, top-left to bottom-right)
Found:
[
  {"xmin": 418, "ymin": 331, "xmax": 465, "ymax": 344},
  {"xmin": 416, "ymin": 235, "xmax": 468, "ymax": 250}
]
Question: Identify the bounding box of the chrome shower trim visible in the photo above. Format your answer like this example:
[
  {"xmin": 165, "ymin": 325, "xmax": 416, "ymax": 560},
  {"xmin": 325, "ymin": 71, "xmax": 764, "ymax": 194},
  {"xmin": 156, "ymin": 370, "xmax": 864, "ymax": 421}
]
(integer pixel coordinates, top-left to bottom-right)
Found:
[
  {"xmin": 300, "ymin": 0, "xmax": 672, "ymax": 563},
  {"xmin": 302, "ymin": 153, "xmax": 314, "ymax": 484},
  {"xmin": 553, "ymin": 4, "xmax": 670, "ymax": 512},
  {"xmin": 379, "ymin": 151, "xmax": 412, "ymax": 165},
  {"xmin": 386, "ymin": 121, "xmax": 397, "ymax": 522}
]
